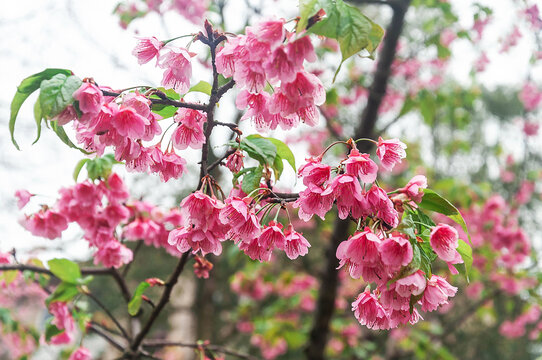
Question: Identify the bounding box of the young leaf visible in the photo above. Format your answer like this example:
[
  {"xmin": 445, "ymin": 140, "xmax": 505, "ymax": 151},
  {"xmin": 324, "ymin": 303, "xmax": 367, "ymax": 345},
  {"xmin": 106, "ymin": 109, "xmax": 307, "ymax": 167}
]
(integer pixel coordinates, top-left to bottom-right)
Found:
[
  {"xmin": 151, "ymin": 104, "xmax": 178, "ymax": 119},
  {"xmin": 39, "ymin": 74, "xmax": 82, "ymax": 119},
  {"xmin": 188, "ymin": 80, "xmax": 212, "ymax": 96},
  {"xmin": 46, "ymin": 282, "xmax": 79, "ymax": 305},
  {"xmin": 419, "ymin": 189, "xmax": 470, "ymax": 243},
  {"xmin": 307, "ymin": 0, "xmax": 384, "ymax": 77},
  {"xmin": 128, "ymin": 282, "xmax": 151, "ymax": 316},
  {"xmin": 241, "ymin": 135, "xmax": 277, "ymax": 166},
  {"xmin": 454, "ymin": 239, "xmax": 473, "ymax": 282},
  {"xmin": 297, "ymin": 0, "xmax": 320, "ymax": 33},
  {"xmin": 266, "ymin": 137, "xmax": 296, "ymax": 173},
  {"xmin": 242, "ymin": 166, "xmax": 264, "ymax": 194},
  {"xmin": 48, "ymin": 258, "xmax": 82, "ymax": 284},
  {"xmin": 9, "ymin": 68, "xmax": 72, "ymax": 149}
]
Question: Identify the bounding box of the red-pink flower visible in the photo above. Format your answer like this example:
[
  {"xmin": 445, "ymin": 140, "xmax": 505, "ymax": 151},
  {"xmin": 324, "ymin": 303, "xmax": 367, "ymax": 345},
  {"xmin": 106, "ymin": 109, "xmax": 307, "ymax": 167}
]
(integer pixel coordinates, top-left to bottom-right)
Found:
[
  {"xmin": 254, "ymin": 18, "xmax": 286, "ymax": 48},
  {"xmin": 149, "ymin": 149, "xmax": 187, "ymax": 182},
  {"xmin": 172, "ymin": 108, "xmax": 206, "ymax": 150},
  {"xmin": 420, "ymin": 275, "xmax": 457, "ymax": 312},
  {"xmin": 366, "ymin": 185, "xmax": 399, "ymax": 227},
  {"xmin": 293, "ymin": 185, "xmax": 334, "ymax": 221},
  {"xmin": 132, "ymin": 36, "xmax": 163, "ymax": 65},
  {"xmin": 352, "ymin": 289, "xmax": 389, "ymax": 330},
  {"xmin": 220, "ymin": 197, "xmax": 261, "ymax": 242},
  {"xmin": 264, "ymin": 47, "xmax": 297, "ymax": 83},
  {"xmin": 344, "ymin": 149, "xmax": 378, "ymax": 183},
  {"xmin": 430, "ymin": 223, "xmax": 461, "ymax": 263},
  {"xmin": 111, "ymin": 106, "xmax": 150, "ymax": 138},
  {"xmin": 258, "ymin": 221, "xmax": 285, "ymax": 250},
  {"xmin": 323, "ymin": 174, "xmax": 364, "ymax": 220},
  {"xmin": 394, "ymin": 270, "xmax": 427, "ymax": 297},
  {"xmin": 168, "ymin": 227, "xmax": 223, "ymax": 256},
  {"xmin": 158, "ymin": 46, "xmax": 193, "ymax": 94},
  {"xmin": 298, "ymin": 157, "xmax": 331, "ymax": 187},
  {"xmin": 225, "ymin": 150, "xmax": 244, "ymax": 173},
  {"xmin": 69, "ymin": 347, "xmax": 92, "ymax": 360},
  {"xmin": 283, "ymin": 224, "xmax": 310, "ymax": 259},
  {"xmin": 180, "ymin": 191, "xmax": 225, "ymax": 231},
  {"xmin": 376, "ymin": 137, "xmax": 407, "ymax": 171},
  {"xmin": 398, "ymin": 175, "xmax": 427, "ymax": 204},
  {"xmin": 73, "ymin": 82, "xmax": 104, "ymax": 115},
  {"xmin": 336, "ymin": 229, "xmax": 382, "ymax": 278},
  {"xmin": 239, "ymin": 237, "xmax": 273, "ymax": 262},
  {"xmin": 20, "ymin": 210, "xmax": 69, "ymax": 240},
  {"xmin": 94, "ymin": 240, "xmax": 133, "ymax": 268},
  {"xmin": 379, "ymin": 284, "xmax": 410, "ymax": 311},
  {"xmin": 286, "ymin": 35, "xmax": 316, "ymax": 67},
  {"xmin": 15, "ymin": 189, "xmax": 33, "ymax": 209},
  {"xmin": 379, "ymin": 235, "xmax": 413, "ymax": 270},
  {"xmin": 48, "ymin": 301, "xmax": 75, "ymax": 345}
]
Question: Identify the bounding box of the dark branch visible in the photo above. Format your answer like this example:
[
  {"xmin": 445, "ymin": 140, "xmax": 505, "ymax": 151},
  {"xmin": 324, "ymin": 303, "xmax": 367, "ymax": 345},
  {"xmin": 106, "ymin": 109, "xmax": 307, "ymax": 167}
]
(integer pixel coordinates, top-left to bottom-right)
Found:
[
  {"xmin": 88, "ymin": 323, "xmax": 126, "ymax": 352},
  {"xmin": 130, "ymin": 252, "xmax": 191, "ymax": 352},
  {"xmin": 207, "ymin": 148, "xmax": 237, "ymax": 172},
  {"xmin": 84, "ymin": 290, "xmax": 130, "ymax": 340}
]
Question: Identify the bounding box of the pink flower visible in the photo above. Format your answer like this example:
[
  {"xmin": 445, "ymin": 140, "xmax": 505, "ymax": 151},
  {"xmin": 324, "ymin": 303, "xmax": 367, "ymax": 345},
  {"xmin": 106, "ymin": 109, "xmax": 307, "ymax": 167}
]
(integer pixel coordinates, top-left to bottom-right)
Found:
[
  {"xmin": 286, "ymin": 35, "xmax": 316, "ymax": 67},
  {"xmin": 236, "ymin": 90, "xmax": 274, "ymax": 131},
  {"xmin": 420, "ymin": 275, "xmax": 457, "ymax": 312},
  {"xmin": 132, "ymin": 36, "xmax": 163, "ymax": 65},
  {"xmin": 20, "ymin": 210, "xmax": 69, "ymax": 240},
  {"xmin": 158, "ymin": 46, "xmax": 193, "ymax": 94},
  {"xmin": 53, "ymin": 105, "xmax": 77, "ymax": 126},
  {"xmin": 379, "ymin": 235, "xmax": 413, "ymax": 270},
  {"xmin": 379, "ymin": 284, "xmax": 410, "ymax": 311},
  {"xmin": 264, "ymin": 47, "xmax": 297, "ymax": 83},
  {"xmin": 258, "ymin": 221, "xmax": 285, "ymax": 250},
  {"xmin": 220, "ymin": 197, "xmax": 261, "ymax": 242},
  {"xmin": 336, "ymin": 229, "xmax": 382, "ymax": 279},
  {"xmin": 519, "ymin": 82, "xmax": 542, "ymax": 111},
  {"xmin": 69, "ymin": 347, "xmax": 92, "ymax": 360},
  {"xmin": 73, "ymin": 82, "xmax": 104, "ymax": 115},
  {"xmin": 193, "ymin": 256, "xmax": 213, "ymax": 279},
  {"xmin": 298, "ymin": 157, "xmax": 331, "ymax": 187},
  {"xmin": 282, "ymin": 71, "xmax": 326, "ymax": 107},
  {"xmin": 376, "ymin": 137, "xmax": 407, "ymax": 171},
  {"xmin": 94, "ymin": 241, "xmax": 133, "ymax": 268},
  {"xmin": 366, "ymin": 186, "xmax": 399, "ymax": 227},
  {"xmin": 283, "ymin": 224, "xmax": 311, "ymax": 259},
  {"xmin": 49, "ymin": 302, "xmax": 75, "ymax": 344},
  {"xmin": 149, "ymin": 149, "xmax": 187, "ymax": 182},
  {"xmin": 344, "ymin": 149, "xmax": 378, "ymax": 183},
  {"xmin": 523, "ymin": 121, "xmax": 539, "ymax": 136},
  {"xmin": 168, "ymin": 226, "xmax": 224, "ymax": 256},
  {"xmin": 398, "ymin": 175, "xmax": 427, "ymax": 203},
  {"xmin": 439, "ymin": 28, "xmax": 456, "ymax": 47},
  {"xmin": 239, "ymin": 237, "xmax": 273, "ymax": 262},
  {"xmin": 172, "ymin": 108, "xmax": 206, "ymax": 150},
  {"xmin": 111, "ymin": 106, "xmax": 150, "ymax": 139},
  {"xmin": 180, "ymin": 191, "xmax": 225, "ymax": 231},
  {"xmin": 225, "ymin": 150, "xmax": 244, "ymax": 173},
  {"xmin": 15, "ymin": 189, "xmax": 33, "ymax": 209},
  {"xmin": 323, "ymin": 174, "xmax": 364, "ymax": 220},
  {"xmin": 293, "ymin": 185, "xmax": 334, "ymax": 221},
  {"xmin": 394, "ymin": 270, "xmax": 427, "ymax": 297},
  {"xmin": 352, "ymin": 289, "xmax": 389, "ymax": 330},
  {"xmin": 430, "ymin": 223, "xmax": 462, "ymax": 263},
  {"xmin": 254, "ymin": 18, "xmax": 286, "ymax": 48}
]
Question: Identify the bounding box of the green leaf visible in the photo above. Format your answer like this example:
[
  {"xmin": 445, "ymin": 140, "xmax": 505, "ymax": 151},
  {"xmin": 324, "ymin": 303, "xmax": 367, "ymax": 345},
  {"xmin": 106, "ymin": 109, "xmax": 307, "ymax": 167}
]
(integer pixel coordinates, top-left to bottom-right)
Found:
[
  {"xmin": 156, "ymin": 87, "xmax": 180, "ymax": 100},
  {"xmin": 45, "ymin": 321, "xmax": 63, "ymax": 342},
  {"xmin": 33, "ymin": 99, "xmax": 43, "ymax": 145},
  {"xmin": 46, "ymin": 282, "xmax": 79, "ymax": 305},
  {"xmin": 73, "ymin": 159, "xmax": 89, "ymax": 182},
  {"xmin": 48, "ymin": 258, "xmax": 81, "ymax": 284},
  {"xmin": 2, "ymin": 270, "xmax": 18, "ymax": 286},
  {"xmin": 419, "ymin": 189, "xmax": 470, "ymax": 243},
  {"xmin": 128, "ymin": 282, "xmax": 150, "ymax": 316},
  {"xmin": 241, "ymin": 135, "xmax": 277, "ymax": 166},
  {"xmin": 454, "ymin": 239, "xmax": 473, "ymax": 282},
  {"xmin": 188, "ymin": 80, "xmax": 212, "ymax": 96},
  {"xmin": 39, "ymin": 74, "xmax": 82, "ymax": 119},
  {"xmin": 242, "ymin": 166, "xmax": 264, "ymax": 194},
  {"xmin": 266, "ymin": 137, "xmax": 296, "ymax": 173},
  {"xmin": 85, "ymin": 154, "xmax": 117, "ymax": 180},
  {"xmin": 9, "ymin": 68, "xmax": 72, "ymax": 149},
  {"xmin": 151, "ymin": 104, "xmax": 177, "ymax": 119},
  {"xmin": 50, "ymin": 120, "xmax": 90, "ymax": 154},
  {"xmin": 308, "ymin": 0, "xmax": 384, "ymax": 78},
  {"xmin": 297, "ymin": 0, "xmax": 320, "ymax": 33}
]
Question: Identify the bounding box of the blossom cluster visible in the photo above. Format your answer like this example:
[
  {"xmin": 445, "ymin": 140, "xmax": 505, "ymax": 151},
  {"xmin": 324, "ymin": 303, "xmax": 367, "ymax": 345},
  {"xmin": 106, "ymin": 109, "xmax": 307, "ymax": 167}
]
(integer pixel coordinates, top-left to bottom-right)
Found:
[
  {"xmin": 168, "ymin": 188, "xmax": 310, "ymax": 262},
  {"xmin": 291, "ymin": 138, "xmax": 463, "ymax": 329},
  {"xmin": 17, "ymin": 173, "xmax": 186, "ymax": 268},
  {"xmin": 216, "ymin": 18, "xmax": 324, "ymax": 131}
]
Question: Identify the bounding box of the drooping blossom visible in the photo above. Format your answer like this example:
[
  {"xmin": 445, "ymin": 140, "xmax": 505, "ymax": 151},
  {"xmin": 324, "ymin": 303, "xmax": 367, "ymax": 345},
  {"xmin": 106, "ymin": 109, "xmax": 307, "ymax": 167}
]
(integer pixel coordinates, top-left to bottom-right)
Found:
[
  {"xmin": 48, "ymin": 301, "xmax": 76, "ymax": 345},
  {"xmin": 258, "ymin": 221, "xmax": 285, "ymax": 250},
  {"xmin": 344, "ymin": 149, "xmax": 378, "ymax": 183},
  {"xmin": 336, "ymin": 228, "xmax": 382, "ymax": 279},
  {"xmin": 293, "ymin": 185, "xmax": 334, "ymax": 221},
  {"xmin": 93, "ymin": 240, "xmax": 133, "ymax": 268},
  {"xmin": 376, "ymin": 137, "xmax": 407, "ymax": 171},
  {"xmin": 225, "ymin": 150, "xmax": 244, "ymax": 173},
  {"xmin": 398, "ymin": 175, "xmax": 427, "ymax": 204},
  {"xmin": 158, "ymin": 46, "xmax": 193, "ymax": 94},
  {"xmin": 14, "ymin": 189, "xmax": 33, "ymax": 209},
  {"xmin": 323, "ymin": 174, "xmax": 364, "ymax": 220},
  {"xmin": 352, "ymin": 289, "xmax": 389, "ymax": 330},
  {"xmin": 420, "ymin": 275, "xmax": 457, "ymax": 312},
  {"xmin": 366, "ymin": 185, "xmax": 399, "ymax": 227},
  {"xmin": 193, "ymin": 255, "xmax": 213, "ymax": 279},
  {"xmin": 283, "ymin": 224, "xmax": 310, "ymax": 259},
  {"xmin": 132, "ymin": 36, "xmax": 163, "ymax": 65},
  {"xmin": 72, "ymin": 82, "xmax": 104, "ymax": 115},
  {"xmin": 379, "ymin": 235, "xmax": 413, "ymax": 270},
  {"xmin": 430, "ymin": 223, "xmax": 462, "ymax": 263},
  {"xmin": 20, "ymin": 210, "xmax": 69, "ymax": 240},
  {"xmin": 394, "ymin": 270, "xmax": 427, "ymax": 297},
  {"xmin": 172, "ymin": 108, "xmax": 206, "ymax": 150},
  {"xmin": 220, "ymin": 196, "xmax": 261, "ymax": 242}
]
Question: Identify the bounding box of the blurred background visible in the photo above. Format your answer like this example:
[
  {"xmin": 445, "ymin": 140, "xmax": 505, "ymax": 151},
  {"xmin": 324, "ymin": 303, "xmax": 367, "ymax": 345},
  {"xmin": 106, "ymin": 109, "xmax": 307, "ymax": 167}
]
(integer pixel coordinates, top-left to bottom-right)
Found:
[{"xmin": 1, "ymin": 0, "xmax": 541, "ymax": 359}]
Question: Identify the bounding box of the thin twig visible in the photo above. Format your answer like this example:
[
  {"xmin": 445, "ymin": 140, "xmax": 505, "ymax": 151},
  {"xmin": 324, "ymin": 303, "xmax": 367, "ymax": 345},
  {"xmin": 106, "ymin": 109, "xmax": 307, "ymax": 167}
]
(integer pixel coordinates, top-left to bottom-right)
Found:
[
  {"xmin": 206, "ymin": 148, "xmax": 237, "ymax": 172},
  {"xmin": 84, "ymin": 290, "xmax": 130, "ymax": 340},
  {"xmin": 88, "ymin": 323, "xmax": 125, "ymax": 352}
]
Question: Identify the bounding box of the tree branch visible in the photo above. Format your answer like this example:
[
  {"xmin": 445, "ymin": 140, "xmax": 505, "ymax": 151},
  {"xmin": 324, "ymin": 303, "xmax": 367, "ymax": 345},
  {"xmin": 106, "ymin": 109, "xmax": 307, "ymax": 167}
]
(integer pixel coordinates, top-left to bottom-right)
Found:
[
  {"xmin": 84, "ymin": 289, "xmax": 130, "ymax": 340},
  {"xmin": 207, "ymin": 148, "xmax": 237, "ymax": 172},
  {"xmin": 101, "ymin": 90, "xmax": 208, "ymax": 111},
  {"xmin": 130, "ymin": 252, "xmax": 191, "ymax": 352},
  {"xmin": 305, "ymin": 2, "xmax": 411, "ymax": 359},
  {"xmin": 88, "ymin": 323, "xmax": 126, "ymax": 352}
]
